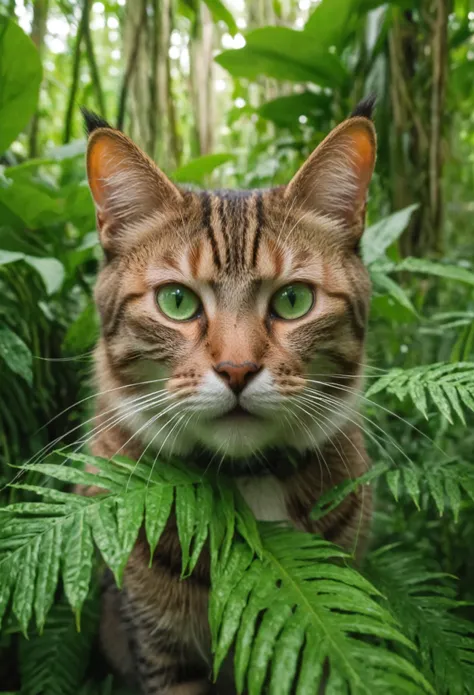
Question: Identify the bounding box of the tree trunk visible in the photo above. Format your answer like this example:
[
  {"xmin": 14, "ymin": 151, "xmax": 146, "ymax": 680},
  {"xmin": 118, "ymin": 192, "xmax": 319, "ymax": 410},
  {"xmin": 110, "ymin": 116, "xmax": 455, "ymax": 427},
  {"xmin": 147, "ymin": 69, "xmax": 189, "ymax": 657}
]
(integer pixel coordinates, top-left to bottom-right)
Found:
[
  {"xmin": 388, "ymin": 1, "xmax": 450, "ymax": 256},
  {"xmin": 84, "ymin": 2, "xmax": 107, "ymax": 118},
  {"xmin": 29, "ymin": 0, "xmax": 49, "ymax": 157},
  {"xmin": 189, "ymin": 4, "xmax": 214, "ymax": 156},
  {"xmin": 63, "ymin": 0, "xmax": 88, "ymax": 144}
]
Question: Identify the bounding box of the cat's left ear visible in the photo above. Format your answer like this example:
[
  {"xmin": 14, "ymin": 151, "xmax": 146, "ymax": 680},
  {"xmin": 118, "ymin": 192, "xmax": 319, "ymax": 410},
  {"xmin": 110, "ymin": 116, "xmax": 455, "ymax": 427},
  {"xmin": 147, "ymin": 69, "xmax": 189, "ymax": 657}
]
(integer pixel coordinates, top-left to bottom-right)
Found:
[{"xmin": 285, "ymin": 100, "xmax": 376, "ymax": 236}]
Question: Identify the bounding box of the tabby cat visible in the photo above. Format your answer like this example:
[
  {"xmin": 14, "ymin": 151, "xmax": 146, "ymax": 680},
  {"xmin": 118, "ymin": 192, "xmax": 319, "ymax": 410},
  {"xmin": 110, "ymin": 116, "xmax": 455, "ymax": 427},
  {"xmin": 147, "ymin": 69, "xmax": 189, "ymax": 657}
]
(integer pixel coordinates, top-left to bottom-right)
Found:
[{"xmin": 82, "ymin": 97, "xmax": 377, "ymax": 694}]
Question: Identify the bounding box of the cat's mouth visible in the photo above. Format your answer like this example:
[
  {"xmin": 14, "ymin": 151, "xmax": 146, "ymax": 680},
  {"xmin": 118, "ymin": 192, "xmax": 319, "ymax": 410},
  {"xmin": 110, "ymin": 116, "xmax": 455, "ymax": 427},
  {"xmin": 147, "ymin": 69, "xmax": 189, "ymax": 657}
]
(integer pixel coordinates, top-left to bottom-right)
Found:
[{"xmin": 215, "ymin": 404, "xmax": 262, "ymax": 422}]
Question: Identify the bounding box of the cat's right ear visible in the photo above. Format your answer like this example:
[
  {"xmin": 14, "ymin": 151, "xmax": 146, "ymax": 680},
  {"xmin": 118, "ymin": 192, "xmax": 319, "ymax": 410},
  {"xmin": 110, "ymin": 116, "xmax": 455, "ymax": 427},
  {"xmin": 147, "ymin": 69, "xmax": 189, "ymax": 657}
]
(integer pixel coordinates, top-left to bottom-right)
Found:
[{"xmin": 85, "ymin": 121, "xmax": 182, "ymax": 254}]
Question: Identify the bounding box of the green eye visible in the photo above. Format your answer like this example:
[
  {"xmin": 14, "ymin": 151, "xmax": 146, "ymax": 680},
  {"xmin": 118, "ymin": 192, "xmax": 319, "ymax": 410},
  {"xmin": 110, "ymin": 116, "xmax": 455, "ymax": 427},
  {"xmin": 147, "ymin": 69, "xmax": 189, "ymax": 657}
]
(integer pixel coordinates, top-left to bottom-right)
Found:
[
  {"xmin": 270, "ymin": 283, "xmax": 314, "ymax": 320},
  {"xmin": 156, "ymin": 284, "xmax": 201, "ymax": 321}
]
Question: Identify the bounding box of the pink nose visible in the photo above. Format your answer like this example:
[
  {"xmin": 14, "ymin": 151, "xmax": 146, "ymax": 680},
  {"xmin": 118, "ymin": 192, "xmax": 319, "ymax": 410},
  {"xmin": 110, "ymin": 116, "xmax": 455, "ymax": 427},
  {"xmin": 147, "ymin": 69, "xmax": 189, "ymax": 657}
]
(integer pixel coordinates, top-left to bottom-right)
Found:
[{"xmin": 213, "ymin": 361, "xmax": 261, "ymax": 394}]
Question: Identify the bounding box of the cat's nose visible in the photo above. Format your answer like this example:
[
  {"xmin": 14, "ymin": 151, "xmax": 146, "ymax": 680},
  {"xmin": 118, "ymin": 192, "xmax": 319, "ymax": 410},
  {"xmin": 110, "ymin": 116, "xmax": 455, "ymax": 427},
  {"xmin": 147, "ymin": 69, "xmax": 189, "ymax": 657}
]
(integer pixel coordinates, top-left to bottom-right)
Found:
[{"xmin": 213, "ymin": 361, "xmax": 261, "ymax": 395}]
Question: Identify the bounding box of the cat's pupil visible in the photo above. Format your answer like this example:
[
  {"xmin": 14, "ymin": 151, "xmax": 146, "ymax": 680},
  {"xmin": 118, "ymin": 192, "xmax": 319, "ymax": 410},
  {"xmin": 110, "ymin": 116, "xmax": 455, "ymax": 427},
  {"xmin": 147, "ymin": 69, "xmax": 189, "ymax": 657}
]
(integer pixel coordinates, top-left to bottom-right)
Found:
[
  {"xmin": 287, "ymin": 288, "xmax": 297, "ymax": 308},
  {"xmin": 175, "ymin": 291, "xmax": 183, "ymax": 309}
]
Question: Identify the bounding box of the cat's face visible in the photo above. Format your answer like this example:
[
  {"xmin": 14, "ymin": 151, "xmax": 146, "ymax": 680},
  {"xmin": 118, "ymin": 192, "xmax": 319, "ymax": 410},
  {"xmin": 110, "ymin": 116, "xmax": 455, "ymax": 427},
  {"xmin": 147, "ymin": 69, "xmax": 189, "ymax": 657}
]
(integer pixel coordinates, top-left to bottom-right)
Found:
[{"xmin": 86, "ymin": 109, "xmax": 376, "ymax": 467}]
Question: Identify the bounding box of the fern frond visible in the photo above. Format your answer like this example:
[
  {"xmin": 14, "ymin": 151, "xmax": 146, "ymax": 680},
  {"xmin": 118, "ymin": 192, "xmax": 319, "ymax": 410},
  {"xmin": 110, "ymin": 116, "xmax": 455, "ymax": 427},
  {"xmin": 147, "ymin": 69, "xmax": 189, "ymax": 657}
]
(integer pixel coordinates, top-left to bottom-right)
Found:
[
  {"xmin": 366, "ymin": 548, "xmax": 474, "ymax": 694},
  {"xmin": 366, "ymin": 362, "xmax": 474, "ymax": 422},
  {"xmin": 0, "ymin": 453, "xmax": 214, "ymax": 632},
  {"xmin": 310, "ymin": 457, "xmax": 474, "ymax": 522},
  {"xmin": 18, "ymin": 596, "xmax": 99, "ymax": 695},
  {"xmin": 385, "ymin": 459, "xmax": 474, "ymax": 520},
  {"xmin": 1, "ymin": 453, "xmax": 447, "ymax": 694},
  {"xmin": 211, "ymin": 526, "xmax": 434, "ymax": 695}
]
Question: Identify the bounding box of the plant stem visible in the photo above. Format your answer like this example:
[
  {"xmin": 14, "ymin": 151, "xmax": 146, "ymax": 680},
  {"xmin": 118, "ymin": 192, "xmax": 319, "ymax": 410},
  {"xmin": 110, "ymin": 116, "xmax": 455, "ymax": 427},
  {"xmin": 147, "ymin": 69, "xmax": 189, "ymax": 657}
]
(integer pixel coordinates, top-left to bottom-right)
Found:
[
  {"xmin": 29, "ymin": 0, "xmax": 49, "ymax": 157},
  {"xmin": 117, "ymin": 0, "xmax": 147, "ymax": 131},
  {"xmin": 63, "ymin": 0, "xmax": 88, "ymax": 144},
  {"xmin": 83, "ymin": 1, "xmax": 107, "ymax": 119}
]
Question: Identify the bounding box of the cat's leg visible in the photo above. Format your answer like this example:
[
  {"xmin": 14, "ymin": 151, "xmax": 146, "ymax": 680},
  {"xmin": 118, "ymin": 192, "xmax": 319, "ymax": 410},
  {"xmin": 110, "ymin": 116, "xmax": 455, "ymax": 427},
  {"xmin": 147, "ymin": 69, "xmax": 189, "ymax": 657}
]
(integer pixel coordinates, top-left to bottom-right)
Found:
[
  {"xmin": 119, "ymin": 549, "xmax": 216, "ymax": 695},
  {"xmin": 129, "ymin": 621, "xmax": 213, "ymax": 695}
]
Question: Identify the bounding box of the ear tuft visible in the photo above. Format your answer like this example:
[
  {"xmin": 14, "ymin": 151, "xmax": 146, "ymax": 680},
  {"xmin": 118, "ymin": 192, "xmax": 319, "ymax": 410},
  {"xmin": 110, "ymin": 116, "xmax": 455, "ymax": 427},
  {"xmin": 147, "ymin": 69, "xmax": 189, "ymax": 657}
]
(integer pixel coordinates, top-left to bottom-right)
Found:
[
  {"xmin": 350, "ymin": 94, "xmax": 376, "ymax": 120},
  {"xmin": 80, "ymin": 106, "xmax": 113, "ymax": 136}
]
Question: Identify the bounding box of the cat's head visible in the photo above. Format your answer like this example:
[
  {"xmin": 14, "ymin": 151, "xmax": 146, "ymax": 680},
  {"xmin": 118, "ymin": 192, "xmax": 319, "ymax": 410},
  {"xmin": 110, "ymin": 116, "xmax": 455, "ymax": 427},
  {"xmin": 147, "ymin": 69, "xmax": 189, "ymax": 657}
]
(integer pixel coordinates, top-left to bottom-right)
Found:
[{"xmin": 85, "ymin": 100, "xmax": 376, "ymax": 469}]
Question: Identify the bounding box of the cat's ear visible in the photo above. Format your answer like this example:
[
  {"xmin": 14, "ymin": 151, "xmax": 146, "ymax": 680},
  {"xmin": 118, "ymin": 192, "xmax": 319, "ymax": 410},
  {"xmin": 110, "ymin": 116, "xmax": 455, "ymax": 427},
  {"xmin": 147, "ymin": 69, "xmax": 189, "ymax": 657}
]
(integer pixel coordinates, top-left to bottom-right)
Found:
[
  {"xmin": 285, "ymin": 111, "xmax": 376, "ymax": 236},
  {"xmin": 85, "ymin": 119, "xmax": 182, "ymax": 253}
]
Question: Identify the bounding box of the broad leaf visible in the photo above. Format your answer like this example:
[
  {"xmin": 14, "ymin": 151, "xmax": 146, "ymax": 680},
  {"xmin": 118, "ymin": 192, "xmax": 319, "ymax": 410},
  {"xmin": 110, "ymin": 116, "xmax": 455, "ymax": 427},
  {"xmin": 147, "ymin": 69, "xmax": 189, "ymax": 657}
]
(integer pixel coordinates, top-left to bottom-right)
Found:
[
  {"xmin": 0, "ymin": 325, "xmax": 33, "ymax": 385},
  {"xmin": 172, "ymin": 153, "xmax": 235, "ymax": 184},
  {"xmin": 396, "ymin": 257, "xmax": 474, "ymax": 287},
  {"xmin": 0, "ymin": 18, "xmax": 42, "ymax": 154},
  {"xmin": 305, "ymin": 0, "xmax": 356, "ymax": 49},
  {"xmin": 371, "ymin": 271, "xmax": 417, "ymax": 315},
  {"xmin": 258, "ymin": 91, "xmax": 331, "ymax": 127},
  {"xmin": 0, "ymin": 250, "xmax": 65, "ymax": 295},
  {"xmin": 362, "ymin": 204, "xmax": 418, "ymax": 266},
  {"xmin": 215, "ymin": 27, "xmax": 347, "ymax": 86},
  {"xmin": 202, "ymin": 0, "xmax": 237, "ymax": 35}
]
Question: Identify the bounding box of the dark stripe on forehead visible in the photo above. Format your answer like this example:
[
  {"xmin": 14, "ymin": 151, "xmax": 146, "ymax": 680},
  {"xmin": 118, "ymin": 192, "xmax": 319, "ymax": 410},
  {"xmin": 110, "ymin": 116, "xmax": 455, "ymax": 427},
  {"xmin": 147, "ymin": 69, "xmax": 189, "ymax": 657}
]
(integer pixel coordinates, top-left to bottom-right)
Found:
[
  {"xmin": 251, "ymin": 192, "xmax": 264, "ymax": 267},
  {"xmin": 218, "ymin": 197, "xmax": 232, "ymax": 270},
  {"xmin": 201, "ymin": 192, "xmax": 221, "ymax": 269},
  {"xmin": 235, "ymin": 195, "xmax": 248, "ymax": 272}
]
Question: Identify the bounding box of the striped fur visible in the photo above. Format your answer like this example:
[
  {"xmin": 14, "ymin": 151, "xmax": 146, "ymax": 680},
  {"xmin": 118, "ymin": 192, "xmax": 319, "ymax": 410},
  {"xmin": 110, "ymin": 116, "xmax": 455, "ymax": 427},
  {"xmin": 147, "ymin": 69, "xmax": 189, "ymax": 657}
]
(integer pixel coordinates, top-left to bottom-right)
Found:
[{"xmin": 82, "ymin": 106, "xmax": 377, "ymax": 694}]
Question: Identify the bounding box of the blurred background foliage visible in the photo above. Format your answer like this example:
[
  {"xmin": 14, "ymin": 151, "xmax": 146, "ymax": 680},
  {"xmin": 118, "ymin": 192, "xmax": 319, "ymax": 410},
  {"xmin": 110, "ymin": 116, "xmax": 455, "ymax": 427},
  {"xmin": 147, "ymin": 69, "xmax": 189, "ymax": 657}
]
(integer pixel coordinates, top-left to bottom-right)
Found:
[{"xmin": 1, "ymin": 0, "xmax": 474, "ymax": 692}]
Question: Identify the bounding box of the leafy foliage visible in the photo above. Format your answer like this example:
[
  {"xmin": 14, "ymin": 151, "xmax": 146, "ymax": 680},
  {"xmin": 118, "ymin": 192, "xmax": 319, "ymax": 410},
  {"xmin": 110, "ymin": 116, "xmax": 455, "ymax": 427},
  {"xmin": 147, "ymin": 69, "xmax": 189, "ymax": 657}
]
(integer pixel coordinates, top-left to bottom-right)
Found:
[
  {"xmin": 1, "ymin": 0, "xmax": 474, "ymax": 693},
  {"xmin": 367, "ymin": 362, "xmax": 474, "ymax": 423},
  {"xmin": 18, "ymin": 597, "xmax": 99, "ymax": 695},
  {"xmin": 212, "ymin": 527, "xmax": 430, "ymax": 695},
  {"xmin": 366, "ymin": 549, "xmax": 474, "ymax": 695},
  {"xmin": 0, "ymin": 17, "xmax": 42, "ymax": 153},
  {"xmin": 0, "ymin": 454, "xmax": 443, "ymax": 695}
]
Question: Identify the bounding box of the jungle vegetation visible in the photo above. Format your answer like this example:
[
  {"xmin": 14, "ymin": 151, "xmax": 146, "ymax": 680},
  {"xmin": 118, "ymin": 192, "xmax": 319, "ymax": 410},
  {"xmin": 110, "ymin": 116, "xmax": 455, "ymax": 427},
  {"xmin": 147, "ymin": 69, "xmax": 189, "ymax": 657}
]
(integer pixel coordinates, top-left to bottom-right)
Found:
[{"xmin": 0, "ymin": 0, "xmax": 474, "ymax": 693}]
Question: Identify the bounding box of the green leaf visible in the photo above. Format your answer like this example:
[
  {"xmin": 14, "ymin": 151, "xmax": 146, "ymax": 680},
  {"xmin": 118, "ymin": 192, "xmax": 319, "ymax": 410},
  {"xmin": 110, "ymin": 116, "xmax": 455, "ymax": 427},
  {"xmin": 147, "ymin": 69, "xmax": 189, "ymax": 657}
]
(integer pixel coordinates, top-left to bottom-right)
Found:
[
  {"xmin": 386, "ymin": 469, "xmax": 401, "ymax": 501},
  {"xmin": 362, "ymin": 204, "xmax": 418, "ymax": 266},
  {"xmin": 396, "ymin": 257, "xmax": 474, "ymax": 287},
  {"xmin": 0, "ymin": 326, "xmax": 33, "ymax": 385},
  {"xmin": 175, "ymin": 484, "xmax": 197, "ymax": 576},
  {"xmin": 87, "ymin": 502, "xmax": 124, "ymax": 584},
  {"xmin": 311, "ymin": 463, "xmax": 389, "ymax": 520},
  {"xmin": 172, "ymin": 153, "xmax": 235, "ymax": 184},
  {"xmin": 116, "ymin": 489, "xmax": 145, "ymax": 572},
  {"xmin": 0, "ymin": 558, "xmax": 18, "ymax": 627},
  {"xmin": 63, "ymin": 302, "xmax": 99, "ymax": 353},
  {"xmin": 402, "ymin": 467, "xmax": 420, "ymax": 509},
  {"xmin": 0, "ymin": 250, "xmax": 65, "ymax": 294},
  {"xmin": 366, "ymin": 550, "xmax": 474, "ymax": 695},
  {"xmin": 23, "ymin": 256, "xmax": 65, "ymax": 295},
  {"xmin": 305, "ymin": 0, "xmax": 356, "ymax": 50},
  {"xmin": 257, "ymin": 91, "xmax": 331, "ymax": 127},
  {"xmin": 145, "ymin": 484, "xmax": 174, "ymax": 561},
  {"xmin": 34, "ymin": 524, "xmax": 63, "ymax": 631},
  {"xmin": 366, "ymin": 362, "xmax": 474, "ymax": 421},
  {"xmin": 62, "ymin": 511, "xmax": 94, "ymax": 623},
  {"xmin": 371, "ymin": 271, "xmax": 417, "ymax": 315},
  {"xmin": 188, "ymin": 484, "xmax": 213, "ymax": 574},
  {"xmin": 0, "ymin": 18, "xmax": 42, "ymax": 154},
  {"xmin": 215, "ymin": 27, "xmax": 347, "ymax": 86},
  {"xmin": 12, "ymin": 536, "xmax": 40, "ymax": 634},
  {"xmin": 202, "ymin": 0, "xmax": 237, "ymax": 35},
  {"xmin": 19, "ymin": 598, "xmax": 99, "ymax": 695}
]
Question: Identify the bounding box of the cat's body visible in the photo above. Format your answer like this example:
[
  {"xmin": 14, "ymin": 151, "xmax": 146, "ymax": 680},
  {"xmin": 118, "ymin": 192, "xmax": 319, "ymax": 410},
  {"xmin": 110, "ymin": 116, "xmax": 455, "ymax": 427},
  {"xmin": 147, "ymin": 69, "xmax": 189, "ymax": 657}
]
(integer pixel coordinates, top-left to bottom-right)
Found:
[{"xmin": 81, "ymin": 99, "xmax": 377, "ymax": 694}]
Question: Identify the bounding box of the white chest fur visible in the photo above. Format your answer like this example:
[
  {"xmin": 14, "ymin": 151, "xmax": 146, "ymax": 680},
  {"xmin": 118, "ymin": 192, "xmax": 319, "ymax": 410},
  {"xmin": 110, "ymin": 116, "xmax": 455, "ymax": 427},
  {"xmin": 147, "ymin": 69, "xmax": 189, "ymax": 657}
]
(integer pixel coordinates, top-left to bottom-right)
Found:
[{"xmin": 236, "ymin": 475, "xmax": 290, "ymax": 523}]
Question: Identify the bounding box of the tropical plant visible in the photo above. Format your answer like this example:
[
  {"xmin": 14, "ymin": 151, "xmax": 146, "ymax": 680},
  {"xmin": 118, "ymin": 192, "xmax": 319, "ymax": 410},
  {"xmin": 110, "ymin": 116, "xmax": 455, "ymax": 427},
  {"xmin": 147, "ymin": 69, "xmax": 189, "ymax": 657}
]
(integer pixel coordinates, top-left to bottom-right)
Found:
[{"xmin": 1, "ymin": 0, "xmax": 474, "ymax": 693}]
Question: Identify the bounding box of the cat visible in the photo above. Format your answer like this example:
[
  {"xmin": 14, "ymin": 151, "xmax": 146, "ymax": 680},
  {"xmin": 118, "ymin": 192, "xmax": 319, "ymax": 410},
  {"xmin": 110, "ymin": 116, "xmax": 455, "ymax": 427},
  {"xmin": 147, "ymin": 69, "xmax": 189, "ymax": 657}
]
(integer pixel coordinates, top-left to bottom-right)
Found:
[{"xmin": 81, "ymin": 96, "xmax": 377, "ymax": 694}]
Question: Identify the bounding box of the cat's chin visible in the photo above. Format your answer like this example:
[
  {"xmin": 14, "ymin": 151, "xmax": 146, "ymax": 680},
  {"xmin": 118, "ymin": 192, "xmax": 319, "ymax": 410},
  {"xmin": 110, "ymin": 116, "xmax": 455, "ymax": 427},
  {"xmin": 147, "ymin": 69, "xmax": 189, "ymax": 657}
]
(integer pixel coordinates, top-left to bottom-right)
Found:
[{"xmin": 191, "ymin": 412, "xmax": 284, "ymax": 459}]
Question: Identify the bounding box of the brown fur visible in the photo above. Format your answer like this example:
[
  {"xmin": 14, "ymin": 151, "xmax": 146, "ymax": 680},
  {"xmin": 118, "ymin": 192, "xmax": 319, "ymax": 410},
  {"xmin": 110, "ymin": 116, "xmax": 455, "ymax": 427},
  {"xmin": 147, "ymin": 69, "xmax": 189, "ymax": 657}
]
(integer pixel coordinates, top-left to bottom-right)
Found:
[{"xmin": 81, "ymin": 106, "xmax": 377, "ymax": 694}]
